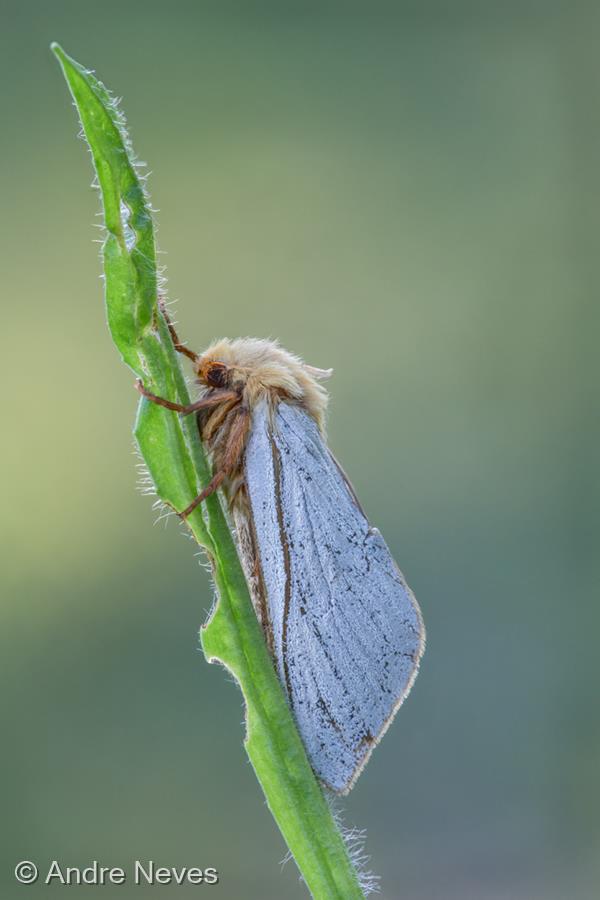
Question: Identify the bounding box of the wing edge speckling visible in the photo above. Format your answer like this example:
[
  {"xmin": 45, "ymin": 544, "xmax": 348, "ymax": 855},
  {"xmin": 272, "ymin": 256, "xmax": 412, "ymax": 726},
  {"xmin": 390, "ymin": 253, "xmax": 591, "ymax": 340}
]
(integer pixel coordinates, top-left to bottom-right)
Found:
[
  {"xmin": 243, "ymin": 400, "xmax": 426, "ymax": 794},
  {"xmin": 336, "ymin": 558, "xmax": 425, "ymax": 794}
]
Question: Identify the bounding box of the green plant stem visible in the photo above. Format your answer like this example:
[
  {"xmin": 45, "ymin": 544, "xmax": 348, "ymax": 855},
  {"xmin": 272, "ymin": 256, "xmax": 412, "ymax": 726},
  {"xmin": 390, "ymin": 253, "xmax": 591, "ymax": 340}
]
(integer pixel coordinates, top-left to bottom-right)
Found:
[{"xmin": 52, "ymin": 43, "xmax": 364, "ymax": 900}]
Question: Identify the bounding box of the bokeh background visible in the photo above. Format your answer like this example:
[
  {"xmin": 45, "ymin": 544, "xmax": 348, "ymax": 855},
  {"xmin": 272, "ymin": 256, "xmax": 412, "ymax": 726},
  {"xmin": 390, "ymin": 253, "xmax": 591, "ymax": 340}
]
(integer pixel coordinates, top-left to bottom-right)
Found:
[{"xmin": 2, "ymin": 2, "xmax": 599, "ymax": 898}]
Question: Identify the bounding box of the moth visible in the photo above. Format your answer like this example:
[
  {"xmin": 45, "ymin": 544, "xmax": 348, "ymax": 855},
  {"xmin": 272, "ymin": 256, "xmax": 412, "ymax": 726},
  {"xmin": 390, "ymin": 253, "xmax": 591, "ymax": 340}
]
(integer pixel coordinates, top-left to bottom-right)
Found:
[{"xmin": 138, "ymin": 310, "xmax": 425, "ymax": 794}]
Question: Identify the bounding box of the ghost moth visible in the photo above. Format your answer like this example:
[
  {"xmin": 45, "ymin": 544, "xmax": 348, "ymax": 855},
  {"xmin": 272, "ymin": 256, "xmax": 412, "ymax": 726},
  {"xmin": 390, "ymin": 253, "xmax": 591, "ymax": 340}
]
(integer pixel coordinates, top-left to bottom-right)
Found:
[{"xmin": 138, "ymin": 310, "xmax": 425, "ymax": 794}]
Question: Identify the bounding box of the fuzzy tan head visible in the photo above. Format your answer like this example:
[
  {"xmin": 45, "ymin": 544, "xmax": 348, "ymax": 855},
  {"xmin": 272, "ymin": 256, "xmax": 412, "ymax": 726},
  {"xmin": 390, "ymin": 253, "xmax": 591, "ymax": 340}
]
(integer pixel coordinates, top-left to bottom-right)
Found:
[{"xmin": 194, "ymin": 338, "xmax": 332, "ymax": 432}]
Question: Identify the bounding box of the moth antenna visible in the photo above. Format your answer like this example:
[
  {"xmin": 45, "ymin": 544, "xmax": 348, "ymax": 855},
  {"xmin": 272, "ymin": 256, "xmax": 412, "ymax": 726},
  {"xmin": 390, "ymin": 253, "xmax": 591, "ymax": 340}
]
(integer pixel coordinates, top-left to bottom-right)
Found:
[{"xmin": 303, "ymin": 364, "xmax": 333, "ymax": 380}]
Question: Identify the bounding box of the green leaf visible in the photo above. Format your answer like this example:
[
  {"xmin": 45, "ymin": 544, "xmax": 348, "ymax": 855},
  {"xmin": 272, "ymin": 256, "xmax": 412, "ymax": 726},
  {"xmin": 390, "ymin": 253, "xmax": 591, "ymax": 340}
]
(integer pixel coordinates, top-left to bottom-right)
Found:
[{"xmin": 52, "ymin": 42, "xmax": 365, "ymax": 899}]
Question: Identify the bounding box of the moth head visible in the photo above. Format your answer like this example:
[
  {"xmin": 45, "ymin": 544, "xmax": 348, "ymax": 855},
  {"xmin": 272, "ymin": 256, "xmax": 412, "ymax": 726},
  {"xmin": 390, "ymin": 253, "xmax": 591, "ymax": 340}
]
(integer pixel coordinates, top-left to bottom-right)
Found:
[
  {"xmin": 195, "ymin": 339, "xmax": 258, "ymax": 393},
  {"xmin": 195, "ymin": 338, "xmax": 331, "ymax": 429},
  {"xmin": 196, "ymin": 358, "xmax": 231, "ymax": 390}
]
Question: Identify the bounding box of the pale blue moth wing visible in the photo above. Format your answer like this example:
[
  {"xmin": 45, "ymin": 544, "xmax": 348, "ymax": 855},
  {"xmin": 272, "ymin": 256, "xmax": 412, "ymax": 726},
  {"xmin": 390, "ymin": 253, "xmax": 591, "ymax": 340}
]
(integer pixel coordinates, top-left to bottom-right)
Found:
[{"xmin": 244, "ymin": 401, "xmax": 425, "ymax": 793}]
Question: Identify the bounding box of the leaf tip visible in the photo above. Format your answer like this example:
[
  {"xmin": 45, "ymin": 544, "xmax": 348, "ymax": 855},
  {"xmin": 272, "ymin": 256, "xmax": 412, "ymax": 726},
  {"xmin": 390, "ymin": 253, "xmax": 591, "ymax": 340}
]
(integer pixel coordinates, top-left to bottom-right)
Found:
[{"xmin": 51, "ymin": 43, "xmax": 79, "ymax": 77}]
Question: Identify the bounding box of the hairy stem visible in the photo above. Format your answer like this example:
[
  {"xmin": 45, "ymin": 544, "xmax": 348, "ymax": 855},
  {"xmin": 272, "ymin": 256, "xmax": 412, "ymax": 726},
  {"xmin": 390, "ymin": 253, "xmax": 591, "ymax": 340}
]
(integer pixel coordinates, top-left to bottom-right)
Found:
[{"xmin": 52, "ymin": 43, "xmax": 364, "ymax": 899}]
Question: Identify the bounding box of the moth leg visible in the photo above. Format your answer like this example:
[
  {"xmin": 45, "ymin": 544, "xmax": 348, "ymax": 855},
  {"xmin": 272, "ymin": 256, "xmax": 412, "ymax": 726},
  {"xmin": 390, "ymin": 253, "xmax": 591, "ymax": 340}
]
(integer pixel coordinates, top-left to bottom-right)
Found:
[
  {"xmin": 180, "ymin": 406, "xmax": 251, "ymax": 518},
  {"xmin": 158, "ymin": 299, "xmax": 199, "ymax": 363},
  {"xmin": 135, "ymin": 379, "xmax": 238, "ymax": 415},
  {"xmin": 180, "ymin": 469, "xmax": 229, "ymax": 518}
]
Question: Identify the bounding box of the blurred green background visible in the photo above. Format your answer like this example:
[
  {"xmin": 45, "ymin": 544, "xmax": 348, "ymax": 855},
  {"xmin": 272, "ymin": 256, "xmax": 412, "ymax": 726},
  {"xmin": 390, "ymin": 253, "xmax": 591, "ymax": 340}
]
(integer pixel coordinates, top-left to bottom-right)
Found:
[{"xmin": 2, "ymin": 2, "xmax": 599, "ymax": 898}]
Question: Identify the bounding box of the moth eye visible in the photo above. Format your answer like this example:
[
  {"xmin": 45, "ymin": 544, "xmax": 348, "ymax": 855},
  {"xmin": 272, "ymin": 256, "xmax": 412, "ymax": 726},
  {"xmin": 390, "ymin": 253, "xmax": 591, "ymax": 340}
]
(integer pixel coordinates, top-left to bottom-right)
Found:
[{"xmin": 206, "ymin": 363, "xmax": 228, "ymax": 388}]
